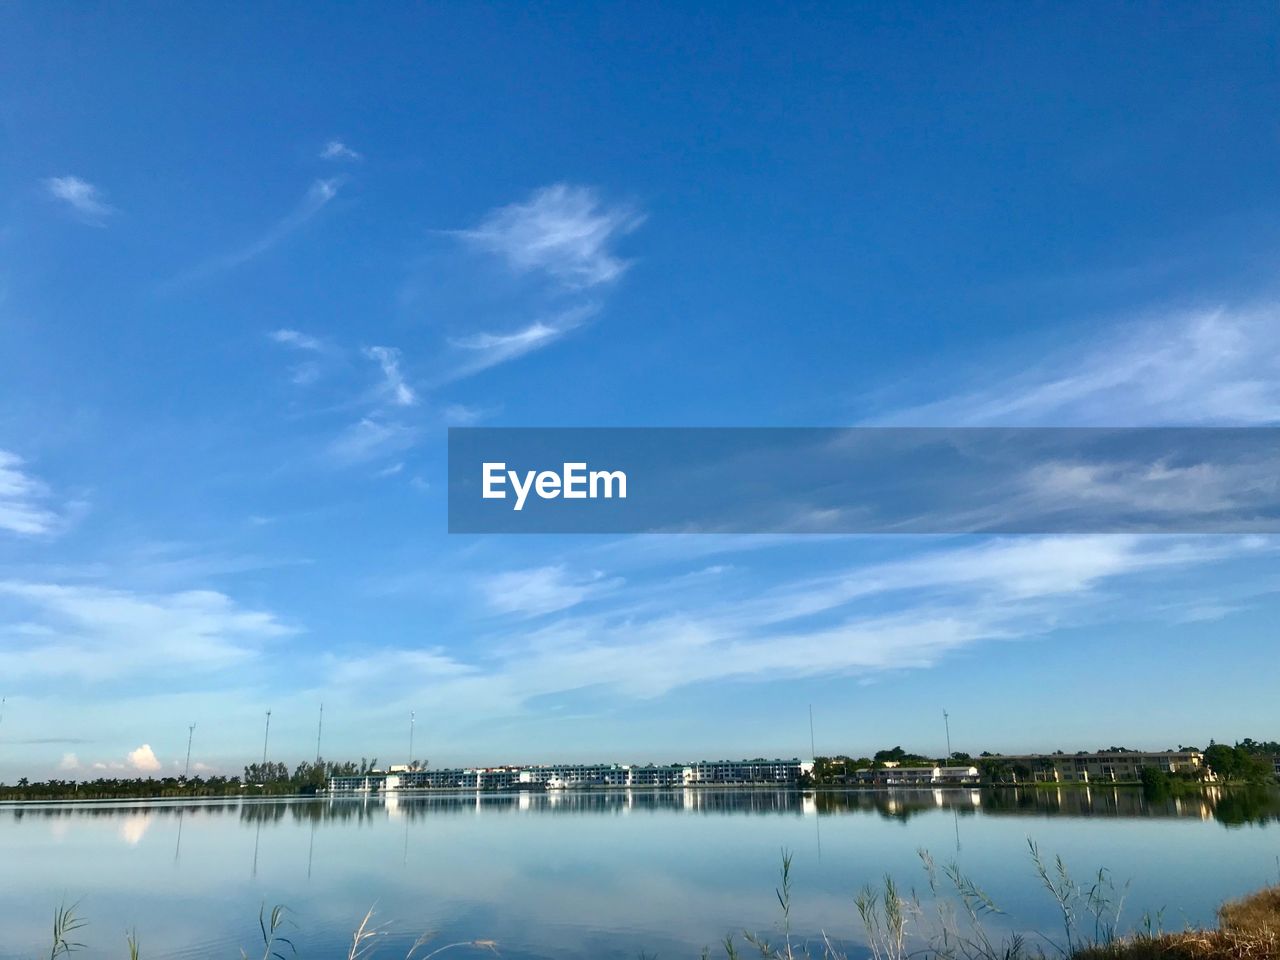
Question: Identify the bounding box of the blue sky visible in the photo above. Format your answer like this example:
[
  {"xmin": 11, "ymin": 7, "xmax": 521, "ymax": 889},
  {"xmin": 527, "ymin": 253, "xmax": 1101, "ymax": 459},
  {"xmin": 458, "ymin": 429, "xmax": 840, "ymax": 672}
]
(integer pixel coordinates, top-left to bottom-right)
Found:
[{"xmin": 1, "ymin": 4, "xmax": 1278, "ymax": 779}]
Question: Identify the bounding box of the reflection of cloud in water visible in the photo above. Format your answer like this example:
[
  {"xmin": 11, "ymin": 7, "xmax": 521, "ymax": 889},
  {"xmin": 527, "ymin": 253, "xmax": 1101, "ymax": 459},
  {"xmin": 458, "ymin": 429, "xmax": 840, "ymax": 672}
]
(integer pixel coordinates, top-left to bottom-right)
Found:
[
  {"xmin": 49, "ymin": 821, "xmax": 71, "ymax": 841},
  {"xmin": 0, "ymin": 789, "xmax": 1274, "ymax": 958},
  {"xmin": 118, "ymin": 813, "xmax": 154, "ymax": 846}
]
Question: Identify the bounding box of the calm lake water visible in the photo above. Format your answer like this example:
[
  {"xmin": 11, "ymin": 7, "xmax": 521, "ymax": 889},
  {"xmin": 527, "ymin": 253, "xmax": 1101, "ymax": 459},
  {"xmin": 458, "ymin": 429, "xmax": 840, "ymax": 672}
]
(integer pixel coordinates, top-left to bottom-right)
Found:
[{"xmin": 2, "ymin": 786, "xmax": 1278, "ymax": 960}]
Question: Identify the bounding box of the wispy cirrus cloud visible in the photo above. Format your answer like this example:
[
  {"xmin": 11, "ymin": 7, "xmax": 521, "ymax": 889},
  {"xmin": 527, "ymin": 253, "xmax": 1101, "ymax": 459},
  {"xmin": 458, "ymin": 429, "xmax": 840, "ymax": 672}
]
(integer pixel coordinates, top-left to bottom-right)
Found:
[
  {"xmin": 0, "ymin": 451, "xmax": 66, "ymax": 537},
  {"xmin": 326, "ymin": 417, "xmax": 419, "ymax": 466},
  {"xmin": 458, "ymin": 183, "xmax": 643, "ymax": 289},
  {"xmin": 269, "ymin": 328, "xmax": 323, "ymax": 352},
  {"xmin": 320, "ymin": 139, "xmax": 361, "ymax": 161},
  {"xmin": 441, "ymin": 403, "xmax": 495, "ymax": 426},
  {"xmin": 422, "ymin": 184, "xmax": 641, "ymax": 383},
  {"xmin": 881, "ymin": 304, "xmax": 1280, "ymax": 427},
  {"xmin": 363, "ymin": 345, "xmax": 417, "ymax": 407},
  {"xmin": 270, "ymin": 328, "xmax": 328, "ymax": 385},
  {"xmin": 443, "ymin": 305, "xmax": 597, "ymax": 382},
  {"xmin": 161, "ymin": 178, "xmax": 340, "ymax": 290},
  {"xmin": 482, "ymin": 565, "xmax": 622, "ymax": 618},
  {"xmin": 43, "ymin": 175, "xmax": 115, "ymax": 224},
  {"xmin": 330, "ymin": 534, "xmax": 1267, "ymax": 715},
  {"xmin": 1017, "ymin": 455, "xmax": 1280, "ymax": 519},
  {"xmin": 265, "ymin": 331, "xmax": 425, "ymax": 465},
  {"xmin": 0, "ymin": 581, "xmax": 294, "ymax": 682},
  {"xmin": 267, "ymin": 184, "xmax": 638, "ymax": 466}
]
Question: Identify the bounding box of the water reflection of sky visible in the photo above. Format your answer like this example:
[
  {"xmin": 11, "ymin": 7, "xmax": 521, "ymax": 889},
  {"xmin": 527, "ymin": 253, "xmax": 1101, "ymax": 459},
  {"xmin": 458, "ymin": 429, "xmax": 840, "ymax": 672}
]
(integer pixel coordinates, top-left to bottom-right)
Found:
[{"xmin": 1, "ymin": 787, "xmax": 1277, "ymax": 960}]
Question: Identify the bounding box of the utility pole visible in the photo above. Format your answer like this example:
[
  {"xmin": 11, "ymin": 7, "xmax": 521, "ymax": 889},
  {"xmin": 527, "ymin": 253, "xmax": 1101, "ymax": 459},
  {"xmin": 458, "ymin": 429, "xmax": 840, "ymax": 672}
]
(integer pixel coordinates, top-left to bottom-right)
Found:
[
  {"xmin": 808, "ymin": 704, "xmax": 816, "ymax": 761},
  {"xmin": 184, "ymin": 723, "xmax": 196, "ymax": 778},
  {"xmin": 315, "ymin": 703, "xmax": 324, "ymax": 763},
  {"xmin": 943, "ymin": 709, "xmax": 952, "ymax": 760},
  {"xmin": 262, "ymin": 709, "xmax": 272, "ymax": 766}
]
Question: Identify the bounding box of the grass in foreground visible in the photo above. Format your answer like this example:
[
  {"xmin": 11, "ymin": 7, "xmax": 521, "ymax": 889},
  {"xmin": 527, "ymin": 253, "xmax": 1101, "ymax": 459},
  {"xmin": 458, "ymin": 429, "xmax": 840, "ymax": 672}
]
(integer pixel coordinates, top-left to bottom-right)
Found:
[
  {"xmin": 718, "ymin": 841, "xmax": 1279, "ymax": 960},
  {"xmin": 30, "ymin": 845, "xmax": 1280, "ymax": 960},
  {"xmin": 37, "ymin": 901, "xmax": 497, "ymax": 960},
  {"xmin": 1069, "ymin": 888, "xmax": 1280, "ymax": 960}
]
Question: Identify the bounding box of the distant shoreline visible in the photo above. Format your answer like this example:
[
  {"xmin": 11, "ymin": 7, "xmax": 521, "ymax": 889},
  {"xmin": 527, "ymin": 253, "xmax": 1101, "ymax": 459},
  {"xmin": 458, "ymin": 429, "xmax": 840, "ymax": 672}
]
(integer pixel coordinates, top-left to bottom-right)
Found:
[{"xmin": 0, "ymin": 780, "xmax": 1257, "ymax": 808}]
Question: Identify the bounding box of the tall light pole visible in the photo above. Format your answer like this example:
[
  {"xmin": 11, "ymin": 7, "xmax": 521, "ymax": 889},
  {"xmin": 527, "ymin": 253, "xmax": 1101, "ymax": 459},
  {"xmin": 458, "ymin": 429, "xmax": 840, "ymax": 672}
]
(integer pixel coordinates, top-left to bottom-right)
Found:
[
  {"xmin": 315, "ymin": 703, "xmax": 324, "ymax": 763},
  {"xmin": 943, "ymin": 709, "xmax": 952, "ymax": 760},
  {"xmin": 409, "ymin": 711, "xmax": 416, "ymax": 766},
  {"xmin": 184, "ymin": 723, "xmax": 196, "ymax": 779},
  {"xmin": 808, "ymin": 704, "xmax": 816, "ymax": 761},
  {"xmin": 262, "ymin": 709, "xmax": 272, "ymax": 766}
]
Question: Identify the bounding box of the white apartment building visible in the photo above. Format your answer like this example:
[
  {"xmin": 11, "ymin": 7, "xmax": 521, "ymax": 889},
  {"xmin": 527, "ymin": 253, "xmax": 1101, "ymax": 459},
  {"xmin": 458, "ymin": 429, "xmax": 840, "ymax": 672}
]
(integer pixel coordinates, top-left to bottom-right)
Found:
[{"xmin": 329, "ymin": 757, "xmax": 812, "ymax": 792}]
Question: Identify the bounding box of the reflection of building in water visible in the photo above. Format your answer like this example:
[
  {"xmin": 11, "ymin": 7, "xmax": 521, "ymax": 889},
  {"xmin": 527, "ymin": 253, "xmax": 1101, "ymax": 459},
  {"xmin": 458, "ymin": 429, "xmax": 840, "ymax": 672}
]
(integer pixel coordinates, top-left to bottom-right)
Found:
[
  {"xmin": 1002, "ymin": 751, "xmax": 1204, "ymax": 783},
  {"xmin": 329, "ymin": 758, "xmax": 813, "ymax": 793},
  {"xmin": 854, "ymin": 765, "xmax": 980, "ymax": 785},
  {"xmin": 336, "ymin": 789, "xmax": 812, "ymax": 817},
  {"xmin": 931, "ymin": 787, "xmax": 982, "ymax": 807}
]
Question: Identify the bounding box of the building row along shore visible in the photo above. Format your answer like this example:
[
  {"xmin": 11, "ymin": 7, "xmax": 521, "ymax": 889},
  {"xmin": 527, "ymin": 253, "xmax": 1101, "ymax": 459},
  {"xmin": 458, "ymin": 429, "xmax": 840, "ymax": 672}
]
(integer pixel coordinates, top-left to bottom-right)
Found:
[{"xmin": 327, "ymin": 749, "xmax": 1261, "ymax": 792}]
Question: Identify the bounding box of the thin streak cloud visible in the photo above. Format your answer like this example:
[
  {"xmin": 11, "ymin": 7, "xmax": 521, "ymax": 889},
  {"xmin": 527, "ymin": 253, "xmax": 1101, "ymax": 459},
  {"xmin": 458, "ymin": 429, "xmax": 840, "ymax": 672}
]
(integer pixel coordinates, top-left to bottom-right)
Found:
[
  {"xmin": 160, "ymin": 179, "xmax": 341, "ymax": 290},
  {"xmin": 442, "ymin": 306, "xmax": 596, "ymax": 383},
  {"xmin": 880, "ymin": 305, "xmax": 1280, "ymax": 427}
]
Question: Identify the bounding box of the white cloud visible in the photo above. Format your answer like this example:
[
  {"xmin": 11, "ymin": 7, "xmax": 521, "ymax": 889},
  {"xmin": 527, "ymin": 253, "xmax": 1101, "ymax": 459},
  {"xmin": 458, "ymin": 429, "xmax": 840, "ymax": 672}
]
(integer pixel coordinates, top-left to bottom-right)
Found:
[
  {"xmin": 58, "ymin": 752, "xmax": 79, "ymax": 771},
  {"xmin": 482, "ymin": 565, "xmax": 621, "ymax": 617},
  {"xmin": 0, "ymin": 582, "xmax": 294, "ymax": 681},
  {"xmin": 444, "ymin": 306, "xmax": 595, "ymax": 381},
  {"xmin": 328, "ymin": 534, "xmax": 1264, "ymax": 713},
  {"xmin": 269, "ymin": 328, "xmax": 323, "ymax": 351},
  {"xmin": 1017, "ymin": 456, "xmax": 1280, "ymax": 519},
  {"xmin": 882, "ymin": 305, "xmax": 1280, "ymax": 426},
  {"xmin": 0, "ymin": 450, "xmax": 63, "ymax": 537},
  {"xmin": 326, "ymin": 417, "xmax": 418, "ymax": 465},
  {"xmin": 269, "ymin": 329, "xmax": 326, "ymax": 385},
  {"xmin": 162, "ymin": 179, "xmax": 340, "ymax": 288},
  {"xmin": 327, "ymin": 647, "xmax": 476, "ymax": 686},
  {"xmin": 43, "ymin": 175, "xmax": 115, "ymax": 222},
  {"xmin": 320, "ymin": 139, "xmax": 361, "ymax": 161},
  {"xmin": 289, "ymin": 362, "xmax": 321, "ymax": 386},
  {"xmin": 283, "ymin": 342, "xmax": 418, "ymax": 467},
  {"xmin": 126, "ymin": 744, "xmax": 161, "ymax": 773},
  {"xmin": 458, "ymin": 183, "xmax": 642, "ymax": 289},
  {"xmin": 363, "ymin": 345, "xmax": 417, "ymax": 406},
  {"xmin": 440, "ymin": 403, "xmax": 492, "ymax": 426},
  {"xmin": 526, "ymin": 536, "xmax": 1255, "ymax": 698},
  {"xmin": 723, "ymin": 535, "xmax": 1255, "ymax": 629},
  {"xmin": 270, "ymin": 337, "xmax": 421, "ymax": 464},
  {"xmin": 396, "ymin": 184, "xmax": 644, "ymax": 389}
]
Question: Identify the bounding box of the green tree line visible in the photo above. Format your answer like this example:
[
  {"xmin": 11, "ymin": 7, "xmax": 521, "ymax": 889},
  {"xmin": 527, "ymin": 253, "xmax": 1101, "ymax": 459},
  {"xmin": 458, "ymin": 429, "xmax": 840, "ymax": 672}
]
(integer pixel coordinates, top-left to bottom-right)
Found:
[
  {"xmin": 809, "ymin": 739, "xmax": 1278, "ymax": 787},
  {"xmin": 0, "ymin": 756, "xmax": 386, "ymax": 801}
]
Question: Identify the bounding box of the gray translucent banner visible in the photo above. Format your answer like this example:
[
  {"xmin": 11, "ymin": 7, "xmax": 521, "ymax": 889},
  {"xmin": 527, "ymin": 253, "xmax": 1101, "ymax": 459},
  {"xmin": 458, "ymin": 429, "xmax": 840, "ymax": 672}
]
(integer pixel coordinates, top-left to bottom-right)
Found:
[{"xmin": 447, "ymin": 427, "xmax": 1280, "ymax": 534}]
